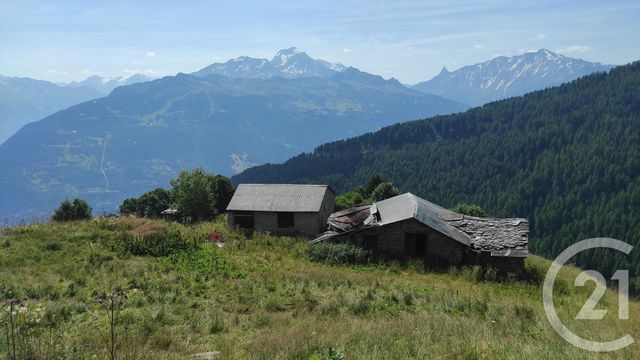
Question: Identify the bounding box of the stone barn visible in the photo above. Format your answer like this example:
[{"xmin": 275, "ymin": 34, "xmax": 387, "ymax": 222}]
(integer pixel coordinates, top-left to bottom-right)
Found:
[
  {"xmin": 311, "ymin": 193, "xmax": 528, "ymax": 273},
  {"xmin": 226, "ymin": 184, "xmax": 335, "ymax": 236}
]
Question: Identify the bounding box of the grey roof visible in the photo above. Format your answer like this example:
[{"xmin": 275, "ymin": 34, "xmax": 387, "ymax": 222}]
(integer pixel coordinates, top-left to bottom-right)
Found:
[
  {"xmin": 226, "ymin": 184, "xmax": 332, "ymax": 212},
  {"xmin": 327, "ymin": 205, "xmax": 374, "ymax": 232},
  {"xmin": 446, "ymin": 216, "xmax": 528, "ymax": 256},
  {"xmin": 375, "ymin": 193, "xmax": 472, "ymax": 246},
  {"xmin": 313, "ymin": 193, "xmax": 528, "ymax": 257}
]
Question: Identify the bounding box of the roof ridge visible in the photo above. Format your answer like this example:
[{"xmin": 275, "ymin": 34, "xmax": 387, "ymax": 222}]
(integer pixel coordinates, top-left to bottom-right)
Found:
[
  {"xmin": 238, "ymin": 183, "xmax": 328, "ymax": 186},
  {"xmin": 407, "ymin": 193, "xmax": 419, "ymax": 218}
]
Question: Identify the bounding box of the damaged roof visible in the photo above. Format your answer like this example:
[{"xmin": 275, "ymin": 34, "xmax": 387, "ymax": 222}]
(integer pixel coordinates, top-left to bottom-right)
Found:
[
  {"xmin": 315, "ymin": 193, "xmax": 528, "ymax": 257},
  {"xmin": 446, "ymin": 216, "xmax": 528, "ymax": 257},
  {"xmin": 227, "ymin": 184, "xmax": 333, "ymax": 212}
]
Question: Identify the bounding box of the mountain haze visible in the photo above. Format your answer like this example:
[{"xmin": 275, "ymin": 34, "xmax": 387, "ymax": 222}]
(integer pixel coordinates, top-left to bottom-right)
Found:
[
  {"xmin": 413, "ymin": 49, "xmax": 614, "ymax": 106},
  {"xmin": 67, "ymin": 73, "xmax": 154, "ymax": 95},
  {"xmin": 0, "ymin": 49, "xmax": 467, "ymax": 220},
  {"xmin": 0, "ymin": 75, "xmax": 105, "ymax": 144}
]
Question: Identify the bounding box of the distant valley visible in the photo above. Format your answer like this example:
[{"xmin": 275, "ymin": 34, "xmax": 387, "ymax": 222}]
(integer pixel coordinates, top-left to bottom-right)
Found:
[
  {"xmin": 0, "ymin": 73, "xmax": 153, "ymax": 144},
  {"xmin": 0, "ymin": 48, "xmax": 618, "ymax": 220},
  {"xmin": 0, "ymin": 48, "xmax": 467, "ymax": 220}
]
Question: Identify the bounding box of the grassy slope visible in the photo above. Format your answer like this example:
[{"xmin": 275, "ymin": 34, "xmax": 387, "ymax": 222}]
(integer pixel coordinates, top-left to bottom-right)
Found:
[{"xmin": 0, "ymin": 217, "xmax": 638, "ymax": 359}]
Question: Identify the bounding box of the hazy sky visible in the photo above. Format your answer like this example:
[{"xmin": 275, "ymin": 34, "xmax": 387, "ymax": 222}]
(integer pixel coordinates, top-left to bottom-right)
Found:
[{"xmin": 1, "ymin": 0, "xmax": 639, "ymax": 84}]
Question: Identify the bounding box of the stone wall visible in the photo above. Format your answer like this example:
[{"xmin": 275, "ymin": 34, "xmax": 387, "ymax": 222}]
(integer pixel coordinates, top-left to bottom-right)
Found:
[
  {"xmin": 228, "ymin": 210, "xmax": 323, "ymax": 237},
  {"xmin": 337, "ymin": 219, "xmax": 466, "ymax": 264},
  {"xmin": 318, "ymin": 190, "xmax": 336, "ymax": 233},
  {"xmin": 327, "ymin": 219, "xmax": 524, "ymax": 274}
]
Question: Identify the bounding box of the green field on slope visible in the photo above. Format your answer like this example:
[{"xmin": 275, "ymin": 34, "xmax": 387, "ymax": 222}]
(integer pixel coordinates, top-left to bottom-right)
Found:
[{"xmin": 1, "ymin": 217, "xmax": 638, "ymax": 359}]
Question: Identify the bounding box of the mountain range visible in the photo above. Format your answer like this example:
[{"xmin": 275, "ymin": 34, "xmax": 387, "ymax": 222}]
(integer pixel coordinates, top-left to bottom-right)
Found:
[
  {"xmin": 193, "ymin": 47, "xmax": 346, "ymax": 79},
  {"xmin": 0, "ymin": 49, "xmax": 467, "ymax": 220},
  {"xmin": 412, "ymin": 49, "xmax": 614, "ymax": 106},
  {"xmin": 0, "ymin": 76, "xmax": 104, "ymax": 144},
  {"xmin": 67, "ymin": 73, "xmax": 154, "ymax": 95},
  {"xmin": 0, "ymin": 73, "xmax": 153, "ymax": 144},
  {"xmin": 0, "ymin": 48, "xmax": 620, "ymax": 220}
]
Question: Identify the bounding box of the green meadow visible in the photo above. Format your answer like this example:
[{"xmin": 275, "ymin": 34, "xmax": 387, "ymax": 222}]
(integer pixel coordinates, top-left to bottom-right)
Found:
[{"xmin": 1, "ymin": 216, "xmax": 638, "ymax": 359}]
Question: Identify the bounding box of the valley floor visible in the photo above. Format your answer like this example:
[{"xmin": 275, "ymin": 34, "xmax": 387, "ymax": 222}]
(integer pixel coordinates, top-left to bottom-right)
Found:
[{"xmin": 0, "ymin": 217, "xmax": 638, "ymax": 359}]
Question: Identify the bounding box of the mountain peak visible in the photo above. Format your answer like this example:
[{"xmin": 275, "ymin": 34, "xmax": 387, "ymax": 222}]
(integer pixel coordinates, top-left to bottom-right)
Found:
[
  {"xmin": 274, "ymin": 47, "xmax": 301, "ymax": 56},
  {"xmin": 194, "ymin": 48, "xmax": 348, "ymax": 79},
  {"xmin": 439, "ymin": 66, "xmax": 449, "ymax": 74},
  {"xmin": 532, "ymin": 48, "xmax": 561, "ymax": 60},
  {"xmin": 271, "ymin": 47, "xmax": 308, "ymax": 67},
  {"xmin": 413, "ymin": 50, "xmax": 614, "ymax": 106}
]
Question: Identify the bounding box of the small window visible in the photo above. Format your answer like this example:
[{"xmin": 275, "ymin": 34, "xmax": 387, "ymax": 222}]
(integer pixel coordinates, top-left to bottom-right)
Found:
[
  {"xmin": 234, "ymin": 211, "xmax": 254, "ymax": 229},
  {"xmin": 277, "ymin": 212, "xmax": 295, "ymax": 228},
  {"xmin": 363, "ymin": 235, "xmax": 378, "ymax": 252}
]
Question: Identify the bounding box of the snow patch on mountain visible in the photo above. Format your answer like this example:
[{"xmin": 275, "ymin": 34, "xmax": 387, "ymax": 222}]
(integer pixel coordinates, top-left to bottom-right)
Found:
[
  {"xmin": 412, "ymin": 49, "xmax": 614, "ymax": 106},
  {"xmin": 193, "ymin": 47, "xmax": 346, "ymax": 79}
]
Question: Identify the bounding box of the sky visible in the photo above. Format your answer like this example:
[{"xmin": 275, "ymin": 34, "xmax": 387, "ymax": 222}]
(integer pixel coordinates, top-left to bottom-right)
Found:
[{"xmin": 1, "ymin": 0, "xmax": 639, "ymax": 84}]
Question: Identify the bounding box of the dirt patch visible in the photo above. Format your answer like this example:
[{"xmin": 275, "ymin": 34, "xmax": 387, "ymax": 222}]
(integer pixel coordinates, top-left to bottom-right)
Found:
[
  {"xmin": 128, "ymin": 222, "xmax": 166, "ymax": 237},
  {"xmin": 114, "ymin": 216, "xmax": 150, "ymax": 230}
]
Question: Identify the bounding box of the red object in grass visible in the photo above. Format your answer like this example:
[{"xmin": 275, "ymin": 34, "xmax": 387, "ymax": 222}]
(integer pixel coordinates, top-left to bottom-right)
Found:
[{"xmin": 209, "ymin": 231, "xmax": 220, "ymax": 242}]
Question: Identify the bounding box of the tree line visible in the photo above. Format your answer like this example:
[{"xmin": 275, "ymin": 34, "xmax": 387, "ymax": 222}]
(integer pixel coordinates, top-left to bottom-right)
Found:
[{"xmin": 53, "ymin": 168, "xmax": 234, "ymax": 223}]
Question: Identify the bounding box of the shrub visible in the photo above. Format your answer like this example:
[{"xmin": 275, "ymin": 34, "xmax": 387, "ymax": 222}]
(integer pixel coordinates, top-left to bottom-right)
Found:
[
  {"xmin": 335, "ymin": 191, "xmax": 369, "ymax": 211},
  {"xmin": 120, "ymin": 227, "xmax": 196, "ymax": 257},
  {"xmin": 52, "ymin": 198, "xmax": 92, "ymax": 221},
  {"xmin": 167, "ymin": 245, "xmax": 232, "ymax": 276},
  {"xmin": 305, "ymin": 243, "xmax": 371, "ymax": 265},
  {"xmin": 451, "ymin": 203, "xmax": 488, "ymax": 217},
  {"xmin": 208, "ymin": 313, "xmax": 225, "ymax": 334},
  {"xmin": 44, "ymin": 242, "xmax": 62, "ymax": 251},
  {"xmin": 514, "ymin": 304, "xmax": 536, "ymax": 321},
  {"xmin": 371, "ymin": 182, "xmax": 399, "ymax": 201},
  {"xmin": 119, "ymin": 188, "xmax": 174, "ymax": 218}
]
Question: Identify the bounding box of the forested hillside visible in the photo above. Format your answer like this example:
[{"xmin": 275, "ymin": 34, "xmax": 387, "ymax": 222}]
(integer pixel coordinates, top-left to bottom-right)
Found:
[{"xmin": 234, "ymin": 61, "xmax": 640, "ymax": 290}]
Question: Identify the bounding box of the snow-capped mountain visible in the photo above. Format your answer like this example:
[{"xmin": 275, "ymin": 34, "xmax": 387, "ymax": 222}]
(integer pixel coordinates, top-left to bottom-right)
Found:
[
  {"xmin": 193, "ymin": 47, "xmax": 346, "ymax": 79},
  {"xmin": 412, "ymin": 49, "xmax": 615, "ymax": 106},
  {"xmin": 67, "ymin": 73, "xmax": 154, "ymax": 95}
]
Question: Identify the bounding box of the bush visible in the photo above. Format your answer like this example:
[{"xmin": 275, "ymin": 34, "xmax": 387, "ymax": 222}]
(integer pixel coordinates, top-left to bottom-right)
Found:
[
  {"xmin": 371, "ymin": 182, "xmax": 399, "ymax": 201},
  {"xmin": 119, "ymin": 188, "xmax": 174, "ymax": 218},
  {"xmin": 44, "ymin": 242, "xmax": 62, "ymax": 251},
  {"xmin": 120, "ymin": 227, "xmax": 196, "ymax": 257},
  {"xmin": 305, "ymin": 243, "xmax": 371, "ymax": 265},
  {"xmin": 167, "ymin": 246, "xmax": 232, "ymax": 276},
  {"xmin": 451, "ymin": 203, "xmax": 488, "ymax": 217},
  {"xmin": 52, "ymin": 198, "xmax": 92, "ymax": 221},
  {"xmin": 335, "ymin": 191, "xmax": 369, "ymax": 211}
]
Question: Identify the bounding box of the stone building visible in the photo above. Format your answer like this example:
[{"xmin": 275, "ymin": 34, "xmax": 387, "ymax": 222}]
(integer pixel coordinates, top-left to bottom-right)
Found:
[
  {"xmin": 226, "ymin": 184, "xmax": 335, "ymax": 236},
  {"xmin": 312, "ymin": 193, "xmax": 528, "ymax": 273}
]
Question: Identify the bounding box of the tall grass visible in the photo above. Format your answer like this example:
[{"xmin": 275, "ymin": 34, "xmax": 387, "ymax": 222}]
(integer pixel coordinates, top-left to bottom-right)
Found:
[{"xmin": 0, "ymin": 217, "xmax": 638, "ymax": 359}]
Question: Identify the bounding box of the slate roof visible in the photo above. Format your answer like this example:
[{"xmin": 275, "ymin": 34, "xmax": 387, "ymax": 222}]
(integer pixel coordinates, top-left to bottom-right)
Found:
[
  {"xmin": 313, "ymin": 193, "xmax": 529, "ymax": 257},
  {"xmin": 226, "ymin": 184, "xmax": 333, "ymax": 212}
]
